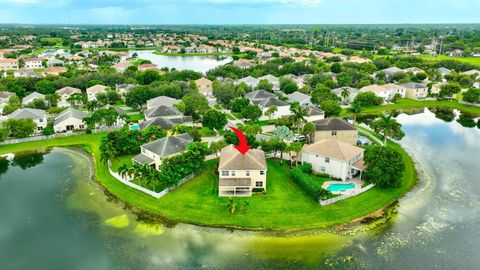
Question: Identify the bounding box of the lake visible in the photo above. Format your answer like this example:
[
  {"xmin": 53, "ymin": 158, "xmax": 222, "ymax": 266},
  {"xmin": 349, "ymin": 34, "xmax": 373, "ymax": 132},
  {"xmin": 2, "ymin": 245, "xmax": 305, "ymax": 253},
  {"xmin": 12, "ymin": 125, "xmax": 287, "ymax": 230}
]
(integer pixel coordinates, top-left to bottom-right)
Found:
[
  {"xmin": 1, "ymin": 108, "xmax": 480, "ymax": 269},
  {"xmin": 129, "ymin": 50, "xmax": 232, "ymax": 73}
]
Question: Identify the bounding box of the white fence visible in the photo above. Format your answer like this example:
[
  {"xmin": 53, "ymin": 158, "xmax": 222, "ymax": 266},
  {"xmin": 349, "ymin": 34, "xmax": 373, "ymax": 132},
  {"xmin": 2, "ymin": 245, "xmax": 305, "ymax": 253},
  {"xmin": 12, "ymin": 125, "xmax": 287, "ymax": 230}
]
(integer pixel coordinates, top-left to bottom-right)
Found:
[
  {"xmin": 319, "ymin": 183, "xmax": 376, "ymax": 206},
  {"xmin": 460, "ymin": 101, "xmax": 480, "ymax": 107},
  {"xmin": 107, "ymin": 160, "xmax": 195, "ymax": 199}
]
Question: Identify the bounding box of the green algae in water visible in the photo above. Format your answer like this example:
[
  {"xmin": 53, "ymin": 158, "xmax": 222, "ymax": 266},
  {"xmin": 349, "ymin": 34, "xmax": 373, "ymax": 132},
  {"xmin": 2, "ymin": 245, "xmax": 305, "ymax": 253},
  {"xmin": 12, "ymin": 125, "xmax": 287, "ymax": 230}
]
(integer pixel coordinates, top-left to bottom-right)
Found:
[{"xmin": 104, "ymin": 215, "xmax": 130, "ymax": 228}]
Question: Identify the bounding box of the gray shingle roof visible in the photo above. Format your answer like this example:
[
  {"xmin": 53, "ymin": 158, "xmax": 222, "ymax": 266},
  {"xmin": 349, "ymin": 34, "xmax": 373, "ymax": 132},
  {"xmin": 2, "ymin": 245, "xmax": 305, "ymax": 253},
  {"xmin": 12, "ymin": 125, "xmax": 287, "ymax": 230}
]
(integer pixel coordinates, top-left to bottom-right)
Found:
[
  {"xmin": 245, "ymin": 90, "xmax": 275, "ymax": 100},
  {"xmin": 286, "ymin": 91, "xmax": 311, "ymax": 103},
  {"xmin": 401, "ymin": 82, "xmax": 428, "ymax": 89},
  {"xmin": 144, "ymin": 106, "xmax": 183, "ymax": 119},
  {"xmin": 54, "ymin": 108, "xmax": 87, "ymax": 126},
  {"xmin": 257, "ymin": 97, "xmax": 289, "ymax": 108},
  {"xmin": 9, "ymin": 108, "xmax": 45, "ymax": 120},
  {"xmin": 304, "ymin": 105, "xmax": 324, "ymax": 116},
  {"xmin": 141, "ymin": 133, "xmax": 193, "ymax": 158},
  {"xmin": 132, "ymin": 153, "xmax": 155, "ymax": 165},
  {"xmin": 139, "ymin": 116, "xmax": 193, "ymax": 130},
  {"xmin": 146, "ymin": 96, "xmax": 180, "ymax": 109},
  {"xmin": 313, "ymin": 118, "xmax": 356, "ymax": 131}
]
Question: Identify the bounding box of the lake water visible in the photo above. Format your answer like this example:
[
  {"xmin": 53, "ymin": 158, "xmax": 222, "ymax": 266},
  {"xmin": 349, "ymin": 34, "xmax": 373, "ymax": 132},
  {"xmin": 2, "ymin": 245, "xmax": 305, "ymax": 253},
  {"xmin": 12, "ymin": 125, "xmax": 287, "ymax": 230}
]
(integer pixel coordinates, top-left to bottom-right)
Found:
[
  {"xmin": 129, "ymin": 50, "xmax": 232, "ymax": 73},
  {"xmin": 1, "ymin": 108, "xmax": 480, "ymax": 269}
]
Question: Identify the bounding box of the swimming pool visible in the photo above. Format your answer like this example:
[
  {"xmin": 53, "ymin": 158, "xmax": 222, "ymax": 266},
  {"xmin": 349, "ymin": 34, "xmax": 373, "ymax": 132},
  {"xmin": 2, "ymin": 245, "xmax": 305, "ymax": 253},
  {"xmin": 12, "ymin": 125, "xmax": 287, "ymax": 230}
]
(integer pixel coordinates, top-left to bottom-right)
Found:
[
  {"xmin": 129, "ymin": 125, "xmax": 140, "ymax": 131},
  {"xmin": 326, "ymin": 183, "xmax": 356, "ymax": 193}
]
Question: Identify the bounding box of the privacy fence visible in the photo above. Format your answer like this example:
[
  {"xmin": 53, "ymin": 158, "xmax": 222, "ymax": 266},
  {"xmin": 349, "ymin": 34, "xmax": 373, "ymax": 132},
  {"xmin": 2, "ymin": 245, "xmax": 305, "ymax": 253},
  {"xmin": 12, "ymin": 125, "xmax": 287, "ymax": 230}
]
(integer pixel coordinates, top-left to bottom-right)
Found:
[{"xmin": 319, "ymin": 183, "xmax": 376, "ymax": 206}]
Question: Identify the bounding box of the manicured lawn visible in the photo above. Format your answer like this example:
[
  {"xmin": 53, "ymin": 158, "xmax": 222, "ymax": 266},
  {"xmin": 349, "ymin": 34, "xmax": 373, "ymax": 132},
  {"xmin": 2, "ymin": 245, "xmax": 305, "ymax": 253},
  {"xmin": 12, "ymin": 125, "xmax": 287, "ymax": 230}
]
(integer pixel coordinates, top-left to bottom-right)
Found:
[
  {"xmin": 199, "ymin": 127, "xmax": 216, "ymax": 137},
  {"xmin": 342, "ymin": 98, "xmax": 480, "ymax": 117},
  {"xmin": 0, "ymin": 130, "xmax": 417, "ymax": 230},
  {"xmin": 126, "ymin": 114, "xmax": 145, "ymax": 122},
  {"xmin": 417, "ymin": 54, "xmax": 480, "ymax": 66},
  {"xmin": 111, "ymin": 154, "xmax": 135, "ymax": 171}
]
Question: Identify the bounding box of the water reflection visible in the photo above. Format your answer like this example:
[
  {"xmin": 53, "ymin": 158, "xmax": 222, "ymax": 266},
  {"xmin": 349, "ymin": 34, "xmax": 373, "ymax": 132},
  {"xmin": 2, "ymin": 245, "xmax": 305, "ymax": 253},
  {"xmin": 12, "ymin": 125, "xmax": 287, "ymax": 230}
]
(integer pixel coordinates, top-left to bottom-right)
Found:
[{"xmin": 11, "ymin": 149, "xmax": 51, "ymax": 170}]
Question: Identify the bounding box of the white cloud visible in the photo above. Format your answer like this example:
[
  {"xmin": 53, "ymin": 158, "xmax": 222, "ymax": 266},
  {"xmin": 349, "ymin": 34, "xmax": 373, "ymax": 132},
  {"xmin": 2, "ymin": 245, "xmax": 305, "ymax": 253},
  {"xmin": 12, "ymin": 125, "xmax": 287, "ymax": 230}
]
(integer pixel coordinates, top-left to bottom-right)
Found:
[{"xmin": 190, "ymin": 0, "xmax": 323, "ymax": 7}]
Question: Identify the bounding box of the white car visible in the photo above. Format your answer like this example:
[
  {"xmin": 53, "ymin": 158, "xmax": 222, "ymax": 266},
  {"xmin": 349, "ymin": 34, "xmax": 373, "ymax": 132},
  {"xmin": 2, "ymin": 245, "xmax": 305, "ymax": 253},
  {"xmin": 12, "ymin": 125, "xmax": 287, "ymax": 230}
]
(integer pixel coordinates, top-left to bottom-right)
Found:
[{"xmin": 293, "ymin": 134, "xmax": 306, "ymax": 142}]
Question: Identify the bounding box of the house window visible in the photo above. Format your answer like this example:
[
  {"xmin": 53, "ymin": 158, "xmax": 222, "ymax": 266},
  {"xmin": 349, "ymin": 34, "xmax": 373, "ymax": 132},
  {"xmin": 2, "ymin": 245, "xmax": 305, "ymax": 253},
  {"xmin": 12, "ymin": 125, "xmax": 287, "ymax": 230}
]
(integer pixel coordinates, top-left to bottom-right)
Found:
[
  {"xmin": 260, "ymin": 170, "xmax": 265, "ymax": 175},
  {"xmin": 39, "ymin": 119, "xmax": 43, "ymax": 122},
  {"xmin": 256, "ymin": 181, "xmax": 263, "ymax": 187},
  {"xmin": 320, "ymin": 166, "xmax": 325, "ymax": 172},
  {"xmin": 221, "ymin": 171, "xmax": 229, "ymax": 177},
  {"xmin": 325, "ymin": 157, "xmax": 330, "ymax": 163},
  {"xmin": 246, "ymin": 170, "xmax": 250, "ymax": 176},
  {"xmin": 331, "ymin": 130, "xmax": 337, "ymax": 135},
  {"xmin": 231, "ymin": 171, "xmax": 235, "ymax": 176},
  {"xmin": 79, "ymin": 125, "xmax": 85, "ymax": 129}
]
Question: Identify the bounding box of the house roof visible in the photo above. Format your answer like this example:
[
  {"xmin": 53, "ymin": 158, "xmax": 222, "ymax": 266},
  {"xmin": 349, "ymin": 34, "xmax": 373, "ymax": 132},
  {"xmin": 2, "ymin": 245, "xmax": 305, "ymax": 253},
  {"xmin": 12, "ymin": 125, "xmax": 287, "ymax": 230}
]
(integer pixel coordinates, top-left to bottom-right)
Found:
[
  {"xmin": 218, "ymin": 145, "xmax": 267, "ymax": 171},
  {"xmin": 256, "ymin": 97, "xmax": 289, "ymax": 108},
  {"xmin": 379, "ymin": 67, "xmax": 403, "ymax": 75},
  {"xmin": 302, "ymin": 139, "xmax": 364, "ymax": 161},
  {"xmin": 54, "ymin": 108, "xmax": 87, "ymax": 126},
  {"xmin": 146, "ymin": 96, "xmax": 180, "ymax": 109},
  {"xmin": 141, "ymin": 133, "xmax": 193, "ymax": 158},
  {"xmin": 139, "ymin": 116, "xmax": 193, "ymax": 130},
  {"xmin": 86, "ymin": 84, "xmax": 107, "ymax": 94},
  {"xmin": 332, "ymin": 87, "xmax": 359, "ymax": 96},
  {"xmin": 0, "ymin": 91, "xmax": 15, "ymax": 99},
  {"xmin": 304, "ymin": 105, "xmax": 324, "ymax": 116},
  {"xmin": 144, "ymin": 105, "xmax": 183, "ymax": 119},
  {"xmin": 238, "ymin": 76, "xmax": 259, "ymax": 85},
  {"xmin": 258, "ymin": 74, "xmax": 279, "ymax": 84},
  {"xmin": 132, "ymin": 154, "xmax": 155, "ymax": 165},
  {"xmin": 9, "ymin": 108, "xmax": 45, "ymax": 120},
  {"xmin": 22, "ymin": 92, "xmax": 45, "ymax": 102},
  {"xmin": 286, "ymin": 91, "xmax": 311, "ymax": 103},
  {"xmin": 56, "ymin": 86, "xmax": 81, "ymax": 95},
  {"xmin": 195, "ymin": 77, "xmax": 212, "ymax": 85},
  {"xmin": 245, "ymin": 89, "xmax": 275, "ymax": 100},
  {"xmin": 401, "ymin": 82, "xmax": 428, "ymax": 89},
  {"xmin": 313, "ymin": 118, "xmax": 356, "ymax": 131}
]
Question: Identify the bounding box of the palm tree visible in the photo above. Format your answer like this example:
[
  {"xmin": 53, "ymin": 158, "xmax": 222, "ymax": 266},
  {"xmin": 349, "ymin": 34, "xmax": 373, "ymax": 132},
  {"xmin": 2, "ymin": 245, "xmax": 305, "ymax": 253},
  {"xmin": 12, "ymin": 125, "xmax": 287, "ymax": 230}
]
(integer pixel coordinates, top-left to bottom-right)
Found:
[
  {"xmin": 118, "ymin": 164, "xmax": 130, "ymax": 179},
  {"xmin": 289, "ymin": 103, "xmax": 308, "ymax": 134},
  {"xmin": 375, "ymin": 113, "xmax": 396, "ymax": 146},
  {"xmin": 341, "ymin": 87, "xmax": 350, "ymax": 104},
  {"xmin": 265, "ymin": 105, "xmax": 278, "ymax": 120},
  {"xmin": 350, "ymin": 102, "xmax": 363, "ymax": 125},
  {"xmin": 85, "ymin": 100, "xmax": 100, "ymax": 112},
  {"xmin": 288, "ymin": 142, "xmax": 303, "ymax": 166},
  {"xmin": 226, "ymin": 197, "xmax": 237, "ymax": 214}
]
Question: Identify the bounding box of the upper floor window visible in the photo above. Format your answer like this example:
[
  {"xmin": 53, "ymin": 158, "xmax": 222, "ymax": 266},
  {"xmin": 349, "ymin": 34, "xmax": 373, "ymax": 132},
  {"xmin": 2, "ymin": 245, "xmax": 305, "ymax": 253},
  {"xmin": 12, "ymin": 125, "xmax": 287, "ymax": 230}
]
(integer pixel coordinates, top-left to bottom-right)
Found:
[
  {"xmin": 325, "ymin": 157, "xmax": 330, "ymax": 163},
  {"xmin": 246, "ymin": 170, "xmax": 250, "ymax": 176},
  {"xmin": 231, "ymin": 171, "xmax": 235, "ymax": 176},
  {"xmin": 221, "ymin": 171, "xmax": 229, "ymax": 177},
  {"xmin": 260, "ymin": 170, "xmax": 265, "ymax": 175},
  {"xmin": 331, "ymin": 130, "xmax": 337, "ymax": 135}
]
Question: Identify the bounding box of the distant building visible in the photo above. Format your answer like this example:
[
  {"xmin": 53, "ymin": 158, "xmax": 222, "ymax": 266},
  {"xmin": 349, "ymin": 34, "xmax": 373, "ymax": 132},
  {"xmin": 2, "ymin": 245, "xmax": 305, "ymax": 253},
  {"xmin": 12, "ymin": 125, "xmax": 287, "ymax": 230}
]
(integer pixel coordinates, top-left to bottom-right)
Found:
[
  {"xmin": 53, "ymin": 108, "xmax": 87, "ymax": 133},
  {"xmin": 9, "ymin": 108, "xmax": 47, "ymax": 132},
  {"xmin": 86, "ymin": 85, "xmax": 107, "ymax": 101},
  {"xmin": 312, "ymin": 118, "xmax": 358, "ymax": 145}
]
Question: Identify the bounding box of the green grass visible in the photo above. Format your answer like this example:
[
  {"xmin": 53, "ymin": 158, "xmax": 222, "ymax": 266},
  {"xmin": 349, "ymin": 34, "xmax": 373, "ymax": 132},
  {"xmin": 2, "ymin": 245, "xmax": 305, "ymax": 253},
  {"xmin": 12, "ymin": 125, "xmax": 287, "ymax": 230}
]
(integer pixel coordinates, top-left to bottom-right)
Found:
[
  {"xmin": 342, "ymin": 98, "xmax": 480, "ymax": 117},
  {"xmin": 199, "ymin": 127, "xmax": 217, "ymax": 137},
  {"xmin": 0, "ymin": 129, "xmax": 417, "ymax": 230},
  {"xmin": 226, "ymin": 114, "xmax": 236, "ymax": 120},
  {"xmin": 111, "ymin": 154, "xmax": 135, "ymax": 172},
  {"xmin": 126, "ymin": 114, "xmax": 145, "ymax": 122},
  {"xmin": 417, "ymin": 54, "xmax": 480, "ymax": 66}
]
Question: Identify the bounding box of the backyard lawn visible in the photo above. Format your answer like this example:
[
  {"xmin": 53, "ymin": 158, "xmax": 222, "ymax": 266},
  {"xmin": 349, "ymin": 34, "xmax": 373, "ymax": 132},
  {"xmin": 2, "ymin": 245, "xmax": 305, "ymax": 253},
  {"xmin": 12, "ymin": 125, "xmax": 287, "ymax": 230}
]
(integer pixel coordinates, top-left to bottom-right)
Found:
[{"xmin": 0, "ymin": 130, "xmax": 417, "ymax": 230}]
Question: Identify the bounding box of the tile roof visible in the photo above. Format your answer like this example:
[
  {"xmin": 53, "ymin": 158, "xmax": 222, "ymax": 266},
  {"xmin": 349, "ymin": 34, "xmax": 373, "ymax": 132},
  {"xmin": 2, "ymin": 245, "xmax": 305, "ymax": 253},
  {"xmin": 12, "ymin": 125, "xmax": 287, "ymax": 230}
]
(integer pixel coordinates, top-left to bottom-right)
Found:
[
  {"xmin": 218, "ymin": 145, "xmax": 267, "ymax": 171},
  {"xmin": 141, "ymin": 133, "xmax": 193, "ymax": 158},
  {"xmin": 302, "ymin": 139, "xmax": 364, "ymax": 161}
]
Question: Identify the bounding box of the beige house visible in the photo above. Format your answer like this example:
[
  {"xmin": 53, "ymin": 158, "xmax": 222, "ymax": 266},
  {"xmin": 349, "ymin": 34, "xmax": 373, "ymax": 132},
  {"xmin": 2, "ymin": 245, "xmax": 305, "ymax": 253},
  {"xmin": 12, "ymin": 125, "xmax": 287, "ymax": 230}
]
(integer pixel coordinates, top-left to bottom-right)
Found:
[
  {"xmin": 86, "ymin": 84, "xmax": 107, "ymax": 101},
  {"xmin": 56, "ymin": 86, "xmax": 82, "ymax": 107},
  {"xmin": 0, "ymin": 58, "xmax": 19, "ymax": 70},
  {"xmin": 218, "ymin": 145, "xmax": 267, "ymax": 197},
  {"xmin": 402, "ymin": 82, "xmax": 428, "ymax": 100},
  {"xmin": 301, "ymin": 139, "xmax": 364, "ymax": 181},
  {"xmin": 313, "ymin": 118, "xmax": 358, "ymax": 145},
  {"xmin": 195, "ymin": 77, "xmax": 213, "ymax": 95}
]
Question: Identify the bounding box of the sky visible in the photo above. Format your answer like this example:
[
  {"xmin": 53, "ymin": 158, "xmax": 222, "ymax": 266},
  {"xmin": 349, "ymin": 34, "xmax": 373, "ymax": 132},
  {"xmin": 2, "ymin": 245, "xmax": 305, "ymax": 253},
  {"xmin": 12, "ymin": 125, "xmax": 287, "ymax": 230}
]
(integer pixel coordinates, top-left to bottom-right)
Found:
[{"xmin": 0, "ymin": 0, "xmax": 479, "ymax": 24}]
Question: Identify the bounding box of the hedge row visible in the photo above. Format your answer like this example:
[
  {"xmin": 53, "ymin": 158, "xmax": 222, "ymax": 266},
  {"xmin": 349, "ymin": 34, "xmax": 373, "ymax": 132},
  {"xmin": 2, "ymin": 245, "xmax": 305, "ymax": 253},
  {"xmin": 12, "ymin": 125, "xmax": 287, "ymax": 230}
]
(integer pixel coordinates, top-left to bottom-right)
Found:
[{"xmin": 290, "ymin": 163, "xmax": 332, "ymax": 201}]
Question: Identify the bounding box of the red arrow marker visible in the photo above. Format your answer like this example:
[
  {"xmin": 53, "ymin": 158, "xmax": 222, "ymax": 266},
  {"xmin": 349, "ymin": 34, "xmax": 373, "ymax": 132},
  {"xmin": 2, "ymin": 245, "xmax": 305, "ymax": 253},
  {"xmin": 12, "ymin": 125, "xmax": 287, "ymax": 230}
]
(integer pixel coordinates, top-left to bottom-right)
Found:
[{"xmin": 229, "ymin": 126, "xmax": 251, "ymax": 155}]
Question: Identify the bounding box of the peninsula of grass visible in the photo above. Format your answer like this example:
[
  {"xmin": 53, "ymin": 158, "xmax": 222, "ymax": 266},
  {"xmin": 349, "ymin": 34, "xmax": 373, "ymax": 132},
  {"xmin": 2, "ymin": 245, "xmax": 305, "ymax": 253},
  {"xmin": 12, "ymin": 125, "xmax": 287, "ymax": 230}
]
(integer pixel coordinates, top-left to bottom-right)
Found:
[
  {"xmin": 341, "ymin": 98, "xmax": 480, "ymax": 117},
  {"xmin": 0, "ymin": 130, "xmax": 417, "ymax": 231}
]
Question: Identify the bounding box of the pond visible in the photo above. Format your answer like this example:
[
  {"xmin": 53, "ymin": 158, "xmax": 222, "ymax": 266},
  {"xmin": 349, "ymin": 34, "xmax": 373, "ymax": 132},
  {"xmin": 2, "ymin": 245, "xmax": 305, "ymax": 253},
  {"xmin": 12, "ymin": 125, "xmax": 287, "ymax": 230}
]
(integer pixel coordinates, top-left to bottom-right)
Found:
[
  {"xmin": 129, "ymin": 50, "xmax": 232, "ymax": 73},
  {"xmin": 1, "ymin": 108, "xmax": 480, "ymax": 269}
]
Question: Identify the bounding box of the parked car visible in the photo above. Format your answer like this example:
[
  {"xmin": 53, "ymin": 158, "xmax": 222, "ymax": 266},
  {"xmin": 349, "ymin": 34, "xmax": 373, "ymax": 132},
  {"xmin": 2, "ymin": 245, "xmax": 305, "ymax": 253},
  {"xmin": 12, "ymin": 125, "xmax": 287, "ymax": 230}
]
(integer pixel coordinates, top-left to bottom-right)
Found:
[
  {"xmin": 293, "ymin": 134, "xmax": 306, "ymax": 142},
  {"xmin": 357, "ymin": 136, "xmax": 371, "ymax": 146}
]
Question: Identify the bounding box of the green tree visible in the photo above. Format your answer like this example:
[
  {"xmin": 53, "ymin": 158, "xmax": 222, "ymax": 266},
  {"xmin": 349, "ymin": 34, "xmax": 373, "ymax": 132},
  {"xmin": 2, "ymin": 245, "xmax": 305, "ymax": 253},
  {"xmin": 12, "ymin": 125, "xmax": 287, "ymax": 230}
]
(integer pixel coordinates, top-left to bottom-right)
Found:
[
  {"xmin": 181, "ymin": 93, "xmax": 210, "ymax": 119},
  {"xmin": 209, "ymin": 140, "xmax": 228, "ymax": 158},
  {"xmin": 229, "ymin": 98, "xmax": 250, "ymax": 113},
  {"xmin": 35, "ymin": 80, "xmax": 56, "ymax": 95},
  {"xmin": 264, "ymin": 105, "xmax": 278, "ymax": 120},
  {"xmin": 141, "ymin": 126, "xmax": 166, "ymax": 142},
  {"xmin": 462, "ymin": 88, "xmax": 480, "ymax": 103},
  {"xmin": 439, "ymin": 82, "xmax": 461, "ymax": 99},
  {"xmin": 363, "ymin": 146, "xmax": 405, "ymax": 188},
  {"xmin": 301, "ymin": 122, "xmax": 316, "ymax": 143},
  {"xmin": 202, "ymin": 109, "xmax": 227, "ymax": 131},
  {"xmin": 241, "ymin": 104, "xmax": 262, "ymax": 121},
  {"xmin": 371, "ymin": 113, "xmax": 405, "ymax": 145},
  {"xmin": 289, "ymin": 102, "xmax": 308, "ymax": 133},
  {"xmin": 256, "ymin": 79, "xmax": 273, "ymax": 92},
  {"xmin": 320, "ymin": 100, "xmax": 341, "ymax": 117},
  {"xmin": 2, "ymin": 118, "xmax": 37, "ymax": 138},
  {"xmin": 2, "ymin": 96, "xmax": 21, "ymax": 115},
  {"xmin": 280, "ymin": 77, "xmax": 299, "ymax": 94},
  {"xmin": 213, "ymin": 82, "xmax": 238, "ymax": 105},
  {"xmin": 354, "ymin": 92, "xmax": 383, "ymax": 106}
]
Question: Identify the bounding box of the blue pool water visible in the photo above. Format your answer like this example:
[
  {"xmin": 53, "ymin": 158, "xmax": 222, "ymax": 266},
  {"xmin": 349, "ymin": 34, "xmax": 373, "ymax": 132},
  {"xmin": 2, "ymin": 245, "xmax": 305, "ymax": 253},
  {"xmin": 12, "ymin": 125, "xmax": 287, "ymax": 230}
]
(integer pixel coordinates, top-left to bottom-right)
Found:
[
  {"xmin": 326, "ymin": 183, "xmax": 356, "ymax": 192},
  {"xmin": 129, "ymin": 125, "xmax": 140, "ymax": 131}
]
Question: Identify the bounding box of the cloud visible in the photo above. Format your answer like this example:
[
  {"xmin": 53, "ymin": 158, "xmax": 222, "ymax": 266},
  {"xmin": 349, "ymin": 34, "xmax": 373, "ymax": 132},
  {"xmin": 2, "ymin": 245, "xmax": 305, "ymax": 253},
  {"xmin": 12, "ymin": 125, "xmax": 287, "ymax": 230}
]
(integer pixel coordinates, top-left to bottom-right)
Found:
[{"xmin": 189, "ymin": 0, "xmax": 323, "ymax": 7}]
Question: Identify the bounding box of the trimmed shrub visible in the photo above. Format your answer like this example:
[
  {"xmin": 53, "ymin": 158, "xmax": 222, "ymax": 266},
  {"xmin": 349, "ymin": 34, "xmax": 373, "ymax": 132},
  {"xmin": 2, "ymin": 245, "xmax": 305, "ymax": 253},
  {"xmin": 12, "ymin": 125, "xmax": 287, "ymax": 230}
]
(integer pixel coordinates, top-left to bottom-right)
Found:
[{"xmin": 291, "ymin": 164, "xmax": 332, "ymax": 201}]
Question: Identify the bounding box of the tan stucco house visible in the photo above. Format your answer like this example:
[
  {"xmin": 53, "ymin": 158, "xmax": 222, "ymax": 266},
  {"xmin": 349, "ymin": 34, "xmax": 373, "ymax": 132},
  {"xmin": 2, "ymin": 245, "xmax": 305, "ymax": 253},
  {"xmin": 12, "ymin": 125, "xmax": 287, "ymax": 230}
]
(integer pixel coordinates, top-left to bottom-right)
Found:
[
  {"xmin": 218, "ymin": 145, "xmax": 267, "ymax": 197},
  {"xmin": 312, "ymin": 118, "xmax": 358, "ymax": 145},
  {"xmin": 195, "ymin": 77, "xmax": 213, "ymax": 95}
]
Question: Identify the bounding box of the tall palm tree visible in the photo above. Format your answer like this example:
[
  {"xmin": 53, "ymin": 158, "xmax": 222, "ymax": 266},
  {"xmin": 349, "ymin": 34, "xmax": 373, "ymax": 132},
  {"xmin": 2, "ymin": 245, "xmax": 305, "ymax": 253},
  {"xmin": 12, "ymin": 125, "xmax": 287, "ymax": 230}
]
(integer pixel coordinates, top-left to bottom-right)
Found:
[
  {"xmin": 341, "ymin": 87, "xmax": 350, "ymax": 104},
  {"xmin": 289, "ymin": 103, "xmax": 308, "ymax": 134},
  {"xmin": 376, "ymin": 113, "xmax": 396, "ymax": 146},
  {"xmin": 350, "ymin": 102, "xmax": 363, "ymax": 125},
  {"xmin": 265, "ymin": 105, "xmax": 278, "ymax": 120},
  {"xmin": 118, "ymin": 164, "xmax": 130, "ymax": 179}
]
